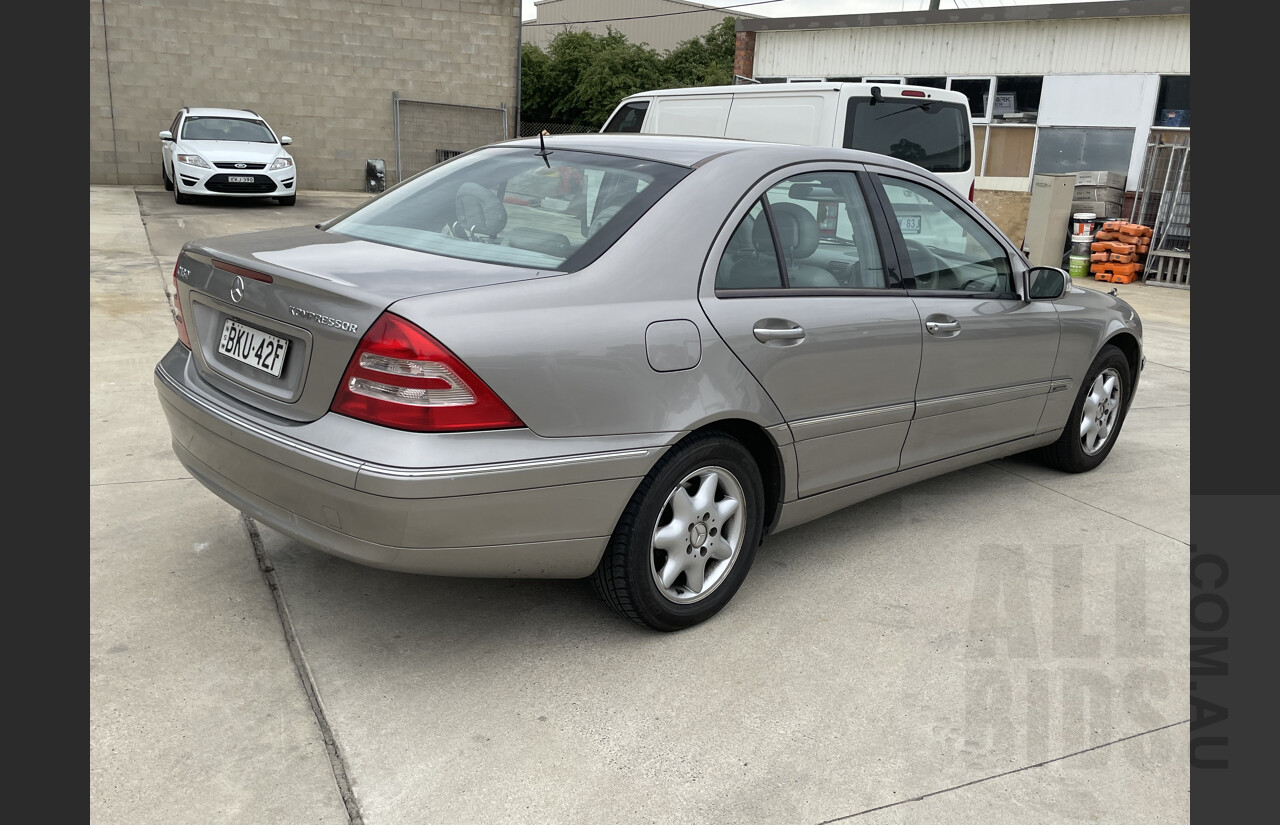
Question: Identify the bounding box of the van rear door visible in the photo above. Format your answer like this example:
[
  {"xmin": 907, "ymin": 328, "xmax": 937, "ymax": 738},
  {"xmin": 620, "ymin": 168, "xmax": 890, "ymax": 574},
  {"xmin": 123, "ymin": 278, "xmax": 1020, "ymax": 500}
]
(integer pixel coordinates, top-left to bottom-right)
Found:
[{"xmin": 837, "ymin": 86, "xmax": 975, "ymax": 199}]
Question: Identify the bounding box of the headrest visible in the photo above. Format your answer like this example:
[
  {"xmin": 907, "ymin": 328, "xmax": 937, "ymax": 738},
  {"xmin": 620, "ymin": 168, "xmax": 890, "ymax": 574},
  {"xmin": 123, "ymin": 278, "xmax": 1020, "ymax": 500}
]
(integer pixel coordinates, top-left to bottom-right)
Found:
[
  {"xmin": 455, "ymin": 182, "xmax": 506, "ymax": 237},
  {"xmin": 755, "ymin": 202, "xmax": 819, "ymax": 260}
]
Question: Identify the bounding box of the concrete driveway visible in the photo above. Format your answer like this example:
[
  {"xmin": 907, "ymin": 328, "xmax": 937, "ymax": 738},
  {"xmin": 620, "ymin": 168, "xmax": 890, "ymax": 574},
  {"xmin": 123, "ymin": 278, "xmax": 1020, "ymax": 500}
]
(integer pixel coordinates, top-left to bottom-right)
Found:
[{"xmin": 90, "ymin": 185, "xmax": 1190, "ymax": 825}]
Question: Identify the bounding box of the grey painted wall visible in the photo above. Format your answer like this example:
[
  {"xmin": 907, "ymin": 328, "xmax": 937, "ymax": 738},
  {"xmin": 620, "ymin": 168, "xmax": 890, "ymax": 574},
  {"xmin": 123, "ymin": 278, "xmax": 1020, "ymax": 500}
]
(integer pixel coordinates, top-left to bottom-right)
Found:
[{"xmin": 90, "ymin": 0, "xmax": 521, "ymax": 192}]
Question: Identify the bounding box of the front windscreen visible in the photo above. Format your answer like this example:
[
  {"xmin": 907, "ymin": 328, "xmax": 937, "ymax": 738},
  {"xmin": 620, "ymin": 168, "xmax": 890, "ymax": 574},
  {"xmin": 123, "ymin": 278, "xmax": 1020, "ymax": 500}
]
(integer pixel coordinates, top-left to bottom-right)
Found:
[
  {"xmin": 844, "ymin": 99, "xmax": 971, "ymax": 174},
  {"xmin": 326, "ymin": 147, "xmax": 689, "ymax": 272},
  {"xmin": 181, "ymin": 117, "xmax": 276, "ymax": 143}
]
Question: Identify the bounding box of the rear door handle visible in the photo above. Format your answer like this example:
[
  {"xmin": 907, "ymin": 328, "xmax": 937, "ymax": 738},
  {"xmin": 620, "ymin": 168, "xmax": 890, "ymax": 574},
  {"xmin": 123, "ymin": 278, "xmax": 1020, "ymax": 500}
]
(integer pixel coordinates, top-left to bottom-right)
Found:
[{"xmin": 753, "ymin": 321, "xmax": 806, "ymax": 344}]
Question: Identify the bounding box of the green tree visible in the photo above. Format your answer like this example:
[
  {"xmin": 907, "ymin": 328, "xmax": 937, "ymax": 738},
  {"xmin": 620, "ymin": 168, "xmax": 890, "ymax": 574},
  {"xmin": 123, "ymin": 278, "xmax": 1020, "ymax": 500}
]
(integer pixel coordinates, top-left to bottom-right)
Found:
[
  {"xmin": 566, "ymin": 32, "xmax": 664, "ymax": 125},
  {"xmin": 662, "ymin": 17, "xmax": 735, "ymax": 88},
  {"xmin": 520, "ymin": 18, "xmax": 738, "ymax": 130}
]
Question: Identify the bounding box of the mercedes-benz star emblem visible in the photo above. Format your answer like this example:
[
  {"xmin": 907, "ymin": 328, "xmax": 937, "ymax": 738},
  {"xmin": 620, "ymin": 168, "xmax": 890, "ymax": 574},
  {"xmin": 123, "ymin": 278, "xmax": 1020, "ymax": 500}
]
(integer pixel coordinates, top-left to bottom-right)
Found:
[{"xmin": 230, "ymin": 275, "xmax": 245, "ymax": 303}]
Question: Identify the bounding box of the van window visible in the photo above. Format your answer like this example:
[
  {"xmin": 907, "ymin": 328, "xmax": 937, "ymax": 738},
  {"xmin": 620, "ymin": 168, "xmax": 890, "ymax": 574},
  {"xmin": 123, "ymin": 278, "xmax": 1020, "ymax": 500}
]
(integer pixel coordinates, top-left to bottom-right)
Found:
[
  {"xmin": 602, "ymin": 101, "xmax": 648, "ymax": 133},
  {"xmin": 843, "ymin": 98, "xmax": 971, "ymax": 176}
]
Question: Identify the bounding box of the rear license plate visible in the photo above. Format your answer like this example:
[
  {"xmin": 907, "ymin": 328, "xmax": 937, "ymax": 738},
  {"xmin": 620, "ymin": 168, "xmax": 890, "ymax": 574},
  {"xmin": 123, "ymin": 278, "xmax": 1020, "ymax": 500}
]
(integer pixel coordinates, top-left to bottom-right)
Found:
[
  {"xmin": 898, "ymin": 215, "xmax": 922, "ymax": 234},
  {"xmin": 228, "ymin": 175, "xmax": 255, "ymax": 183},
  {"xmin": 218, "ymin": 318, "xmax": 289, "ymax": 377}
]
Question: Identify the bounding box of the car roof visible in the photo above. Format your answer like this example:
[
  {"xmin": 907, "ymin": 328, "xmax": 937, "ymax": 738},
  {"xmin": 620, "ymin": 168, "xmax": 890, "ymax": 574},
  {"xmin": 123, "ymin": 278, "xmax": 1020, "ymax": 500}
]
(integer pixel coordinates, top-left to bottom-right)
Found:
[
  {"xmin": 498, "ymin": 133, "xmax": 934, "ymax": 177},
  {"xmin": 181, "ymin": 107, "xmax": 264, "ymax": 120},
  {"xmin": 618, "ymin": 82, "xmax": 969, "ymax": 104}
]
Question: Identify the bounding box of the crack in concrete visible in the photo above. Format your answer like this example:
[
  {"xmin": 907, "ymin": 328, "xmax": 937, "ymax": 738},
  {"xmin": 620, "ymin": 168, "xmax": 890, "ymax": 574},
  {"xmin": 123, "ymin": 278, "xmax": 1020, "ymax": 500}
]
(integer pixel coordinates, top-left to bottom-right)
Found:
[
  {"xmin": 813, "ymin": 719, "xmax": 1190, "ymax": 824},
  {"xmin": 241, "ymin": 512, "xmax": 365, "ymax": 825}
]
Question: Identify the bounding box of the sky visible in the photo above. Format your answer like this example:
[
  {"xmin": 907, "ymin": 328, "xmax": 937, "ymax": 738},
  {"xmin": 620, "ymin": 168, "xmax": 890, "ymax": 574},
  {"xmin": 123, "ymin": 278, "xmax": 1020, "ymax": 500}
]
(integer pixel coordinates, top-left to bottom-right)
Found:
[{"xmin": 521, "ymin": 0, "xmax": 1115, "ymax": 23}]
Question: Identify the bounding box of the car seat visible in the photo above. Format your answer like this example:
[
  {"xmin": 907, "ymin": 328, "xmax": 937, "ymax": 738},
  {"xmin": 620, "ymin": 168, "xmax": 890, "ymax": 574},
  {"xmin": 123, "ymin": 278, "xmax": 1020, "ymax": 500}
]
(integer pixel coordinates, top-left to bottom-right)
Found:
[
  {"xmin": 730, "ymin": 203, "xmax": 838, "ymax": 288},
  {"xmin": 453, "ymin": 182, "xmax": 506, "ymax": 240}
]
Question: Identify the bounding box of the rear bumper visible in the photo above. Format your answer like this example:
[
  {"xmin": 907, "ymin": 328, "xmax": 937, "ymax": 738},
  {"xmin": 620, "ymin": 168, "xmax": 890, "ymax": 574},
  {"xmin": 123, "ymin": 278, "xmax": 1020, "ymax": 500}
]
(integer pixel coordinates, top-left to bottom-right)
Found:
[{"xmin": 154, "ymin": 344, "xmax": 665, "ymax": 578}]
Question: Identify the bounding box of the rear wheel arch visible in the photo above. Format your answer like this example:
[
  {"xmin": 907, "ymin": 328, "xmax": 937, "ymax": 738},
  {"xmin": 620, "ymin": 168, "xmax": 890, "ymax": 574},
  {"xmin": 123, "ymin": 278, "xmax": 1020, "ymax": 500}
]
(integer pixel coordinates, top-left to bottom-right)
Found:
[
  {"xmin": 592, "ymin": 422, "xmax": 779, "ymax": 630},
  {"xmin": 689, "ymin": 419, "xmax": 785, "ymax": 535}
]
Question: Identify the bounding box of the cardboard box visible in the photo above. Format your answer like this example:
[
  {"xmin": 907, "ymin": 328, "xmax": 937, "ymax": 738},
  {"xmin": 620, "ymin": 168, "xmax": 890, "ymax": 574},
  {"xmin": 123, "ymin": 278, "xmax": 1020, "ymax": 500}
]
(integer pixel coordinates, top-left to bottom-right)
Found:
[
  {"xmin": 1075, "ymin": 170, "xmax": 1126, "ymax": 189},
  {"xmin": 1073, "ymin": 185, "xmax": 1125, "ymax": 205},
  {"xmin": 1072, "ymin": 200, "xmax": 1126, "ymax": 220}
]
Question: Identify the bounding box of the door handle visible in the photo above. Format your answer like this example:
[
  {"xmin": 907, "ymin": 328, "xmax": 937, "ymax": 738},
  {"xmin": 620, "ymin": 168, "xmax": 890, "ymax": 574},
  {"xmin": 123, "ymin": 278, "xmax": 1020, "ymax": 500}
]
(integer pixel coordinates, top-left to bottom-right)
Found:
[
  {"xmin": 753, "ymin": 323, "xmax": 805, "ymax": 344},
  {"xmin": 925, "ymin": 315, "xmax": 960, "ymax": 336}
]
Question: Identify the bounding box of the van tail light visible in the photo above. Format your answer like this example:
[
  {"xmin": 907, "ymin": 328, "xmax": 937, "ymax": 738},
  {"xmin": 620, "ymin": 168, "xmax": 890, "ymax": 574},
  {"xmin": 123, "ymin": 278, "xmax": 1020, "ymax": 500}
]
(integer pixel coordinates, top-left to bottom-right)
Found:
[
  {"xmin": 969, "ymin": 181, "xmax": 975, "ymax": 202},
  {"xmin": 171, "ymin": 262, "xmax": 191, "ymax": 349},
  {"xmin": 330, "ymin": 312, "xmax": 524, "ymax": 432}
]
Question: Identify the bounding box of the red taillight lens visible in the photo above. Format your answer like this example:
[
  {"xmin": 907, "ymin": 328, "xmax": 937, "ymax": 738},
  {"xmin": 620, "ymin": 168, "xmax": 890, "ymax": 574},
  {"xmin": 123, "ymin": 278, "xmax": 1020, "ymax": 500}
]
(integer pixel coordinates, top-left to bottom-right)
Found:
[
  {"xmin": 969, "ymin": 181, "xmax": 976, "ymax": 203},
  {"xmin": 171, "ymin": 262, "xmax": 191, "ymax": 349},
  {"xmin": 330, "ymin": 312, "xmax": 524, "ymax": 432}
]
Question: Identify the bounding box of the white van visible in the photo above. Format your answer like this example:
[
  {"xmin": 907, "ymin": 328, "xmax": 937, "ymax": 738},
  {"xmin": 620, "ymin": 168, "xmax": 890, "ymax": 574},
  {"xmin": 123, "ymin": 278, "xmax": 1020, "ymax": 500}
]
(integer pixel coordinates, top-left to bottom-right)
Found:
[{"xmin": 602, "ymin": 82, "xmax": 976, "ymax": 200}]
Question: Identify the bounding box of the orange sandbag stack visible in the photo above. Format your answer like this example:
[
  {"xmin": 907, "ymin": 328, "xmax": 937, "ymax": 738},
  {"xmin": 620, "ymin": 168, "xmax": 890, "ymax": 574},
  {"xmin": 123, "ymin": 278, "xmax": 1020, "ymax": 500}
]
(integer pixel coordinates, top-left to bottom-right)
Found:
[{"xmin": 1089, "ymin": 221, "xmax": 1153, "ymax": 283}]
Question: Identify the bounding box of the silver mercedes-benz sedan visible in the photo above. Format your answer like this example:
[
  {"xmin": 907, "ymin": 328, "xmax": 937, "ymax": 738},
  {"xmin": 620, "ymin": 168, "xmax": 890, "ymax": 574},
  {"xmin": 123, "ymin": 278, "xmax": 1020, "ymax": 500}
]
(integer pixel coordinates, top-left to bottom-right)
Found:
[{"xmin": 154, "ymin": 133, "xmax": 1143, "ymax": 631}]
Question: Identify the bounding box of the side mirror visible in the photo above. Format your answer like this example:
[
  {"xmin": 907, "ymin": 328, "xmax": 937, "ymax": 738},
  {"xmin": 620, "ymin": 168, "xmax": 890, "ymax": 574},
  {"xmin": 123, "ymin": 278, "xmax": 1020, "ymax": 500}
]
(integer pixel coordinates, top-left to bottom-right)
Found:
[
  {"xmin": 159, "ymin": 130, "xmax": 174, "ymax": 141},
  {"xmin": 280, "ymin": 136, "xmax": 292, "ymax": 146},
  {"xmin": 1026, "ymin": 266, "xmax": 1069, "ymax": 300}
]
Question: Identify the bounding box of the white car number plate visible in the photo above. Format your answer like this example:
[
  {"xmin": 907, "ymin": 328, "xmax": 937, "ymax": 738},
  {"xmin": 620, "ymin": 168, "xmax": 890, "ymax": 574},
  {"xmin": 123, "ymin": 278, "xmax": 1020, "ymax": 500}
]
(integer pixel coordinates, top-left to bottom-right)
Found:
[
  {"xmin": 228, "ymin": 175, "xmax": 255, "ymax": 183},
  {"xmin": 897, "ymin": 215, "xmax": 922, "ymax": 234},
  {"xmin": 218, "ymin": 318, "xmax": 289, "ymax": 377}
]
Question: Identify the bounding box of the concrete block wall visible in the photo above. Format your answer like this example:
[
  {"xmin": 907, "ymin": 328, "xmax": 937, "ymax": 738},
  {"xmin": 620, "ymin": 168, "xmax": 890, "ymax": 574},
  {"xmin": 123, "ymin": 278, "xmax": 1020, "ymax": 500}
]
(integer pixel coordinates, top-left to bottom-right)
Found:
[{"xmin": 90, "ymin": 0, "xmax": 520, "ymax": 192}]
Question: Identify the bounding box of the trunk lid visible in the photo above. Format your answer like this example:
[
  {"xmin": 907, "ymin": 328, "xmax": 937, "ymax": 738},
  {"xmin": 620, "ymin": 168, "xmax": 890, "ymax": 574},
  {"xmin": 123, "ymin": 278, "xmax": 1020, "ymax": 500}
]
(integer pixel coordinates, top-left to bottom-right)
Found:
[{"xmin": 173, "ymin": 224, "xmax": 555, "ymax": 422}]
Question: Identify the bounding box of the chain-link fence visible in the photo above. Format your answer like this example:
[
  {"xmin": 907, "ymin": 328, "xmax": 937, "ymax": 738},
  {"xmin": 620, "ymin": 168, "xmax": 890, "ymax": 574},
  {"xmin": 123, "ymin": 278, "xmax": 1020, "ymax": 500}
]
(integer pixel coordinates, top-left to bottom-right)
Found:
[
  {"xmin": 518, "ymin": 120, "xmax": 598, "ymax": 138},
  {"xmin": 393, "ymin": 95, "xmax": 508, "ymax": 183}
]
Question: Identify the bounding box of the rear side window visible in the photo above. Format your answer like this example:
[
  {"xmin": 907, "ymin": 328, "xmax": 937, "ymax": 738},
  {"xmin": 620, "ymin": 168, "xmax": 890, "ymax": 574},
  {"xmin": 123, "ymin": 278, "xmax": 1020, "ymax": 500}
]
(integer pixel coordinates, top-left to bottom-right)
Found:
[
  {"xmin": 716, "ymin": 171, "xmax": 886, "ymax": 291},
  {"xmin": 603, "ymin": 101, "xmax": 649, "ymax": 133},
  {"xmin": 844, "ymin": 98, "xmax": 971, "ymax": 174}
]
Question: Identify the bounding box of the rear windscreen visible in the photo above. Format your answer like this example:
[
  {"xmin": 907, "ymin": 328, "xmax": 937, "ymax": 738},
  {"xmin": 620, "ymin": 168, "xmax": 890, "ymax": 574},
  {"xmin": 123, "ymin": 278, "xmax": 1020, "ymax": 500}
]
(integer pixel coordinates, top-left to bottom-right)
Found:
[{"xmin": 844, "ymin": 98, "xmax": 971, "ymax": 174}]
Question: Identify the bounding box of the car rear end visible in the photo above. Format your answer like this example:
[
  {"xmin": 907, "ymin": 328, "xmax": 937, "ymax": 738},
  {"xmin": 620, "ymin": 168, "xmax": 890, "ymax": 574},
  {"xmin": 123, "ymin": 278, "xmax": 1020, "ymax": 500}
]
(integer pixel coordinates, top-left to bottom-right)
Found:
[{"xmin": 153, "ymin": 144, "xmax": 699, "ymax": 578}]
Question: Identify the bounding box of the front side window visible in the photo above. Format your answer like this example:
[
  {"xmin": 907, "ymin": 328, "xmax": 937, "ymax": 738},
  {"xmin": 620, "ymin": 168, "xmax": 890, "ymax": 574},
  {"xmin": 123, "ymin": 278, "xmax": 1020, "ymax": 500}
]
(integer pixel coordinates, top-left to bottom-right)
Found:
[
  {"xmin": 603, "ymin": 101, "xmax": 649, "ymax": 133},
  {"xmin": 844, "ymin": 98, "xmax": 971, "ymax": 174},
  {"xmin": 716, "ymin": 171, "xmax": 886, "ymax": 291},
  {"xmin": 327, "ymin": 147, "xmax": 689, "ymax": 272},
  {"xmin": 877, "ymin": 176, "xmax": 1012, "ymax": 293}
]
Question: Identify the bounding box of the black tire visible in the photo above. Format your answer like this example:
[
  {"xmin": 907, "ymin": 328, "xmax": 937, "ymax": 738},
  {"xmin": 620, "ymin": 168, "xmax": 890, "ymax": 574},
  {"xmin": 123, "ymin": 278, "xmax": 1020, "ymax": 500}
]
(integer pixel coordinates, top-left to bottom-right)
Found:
[
  {"xmin": 1041, "ymin": 344, "xmax": 1130, "ymax": 473},
  {"xmin": 162, "ymin": 162, "xmax": 173, "ymax": 191},
  {"xmin": 173, "ymin": 169, "xmax": 190, "ymax": 205},
  {"xmin": 593, "ymin": 431, "xmax": 765, "ymax": 631},
  {"xmin": 278, "ymin": 194, "xmax": 296, "ymax": 206}
]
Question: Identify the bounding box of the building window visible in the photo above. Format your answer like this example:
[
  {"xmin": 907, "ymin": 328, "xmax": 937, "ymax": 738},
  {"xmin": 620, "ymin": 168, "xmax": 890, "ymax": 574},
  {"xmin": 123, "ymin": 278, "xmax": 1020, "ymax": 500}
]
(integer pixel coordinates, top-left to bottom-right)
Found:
[
  {"xmin": 1032, "ymin": 127, "xmax": 1135, "ymax": 177},
  {"xmin": 1154, "ymin": 75, "xmax": 1190, "ymax": 127},
  {"xmin": 906, "ymin": 77, "xmax": 947, "ymax": 89},
  {"xmin": 948, "ymin": 77, "xmax": 996, "ymax": 122},
  {"xmin": 994, "ymin": 76, "xmax": 1042, "ymax": 122},
  {"xmin": 826, "ymin": 76, "xmax": 861, "ymax": 82}
]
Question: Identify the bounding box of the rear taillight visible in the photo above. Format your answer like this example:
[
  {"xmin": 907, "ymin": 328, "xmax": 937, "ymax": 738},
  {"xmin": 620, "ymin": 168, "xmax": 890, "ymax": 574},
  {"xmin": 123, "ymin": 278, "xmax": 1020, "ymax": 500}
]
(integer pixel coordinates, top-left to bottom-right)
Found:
[
  {"xmin": 969, "ymin": 181, "xmax": 975, "ymax": 203},
  {"xmin": 330, "ymin": 312, "xmax": 524, "ymax": 432},
  {"xmin": 171, "ymin": 262, "xmax": 191, "ymax": 349}
]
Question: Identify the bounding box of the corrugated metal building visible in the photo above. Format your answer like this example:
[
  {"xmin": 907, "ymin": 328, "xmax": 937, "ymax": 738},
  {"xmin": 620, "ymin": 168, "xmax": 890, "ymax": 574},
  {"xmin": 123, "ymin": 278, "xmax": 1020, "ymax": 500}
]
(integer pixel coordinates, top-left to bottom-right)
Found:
[
  {"xmin": 735, "ymin": 0, "xmax": 1190, "ymax": 200},
  {"xmin": 523, "ymin": 0, "xmax": 759, "ymax": 53}
]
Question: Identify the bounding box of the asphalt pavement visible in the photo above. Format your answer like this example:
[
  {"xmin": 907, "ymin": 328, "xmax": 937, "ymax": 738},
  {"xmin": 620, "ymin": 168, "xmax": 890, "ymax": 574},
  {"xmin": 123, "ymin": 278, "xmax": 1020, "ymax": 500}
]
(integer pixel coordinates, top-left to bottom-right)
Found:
[{"xmin": 90, "ymin": 184, "xmax": 1191, "ymax": 825}]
